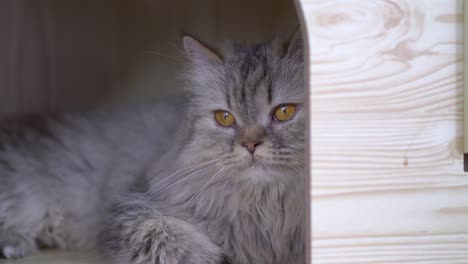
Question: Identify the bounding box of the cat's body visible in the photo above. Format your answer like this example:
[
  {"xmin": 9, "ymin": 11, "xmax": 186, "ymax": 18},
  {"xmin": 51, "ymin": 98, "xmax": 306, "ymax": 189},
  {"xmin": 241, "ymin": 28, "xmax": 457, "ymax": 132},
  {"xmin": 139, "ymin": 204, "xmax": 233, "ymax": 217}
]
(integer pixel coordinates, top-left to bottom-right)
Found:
[
  {"xmin": 0, "ymin": 100, "xmax": 183, "ymax": 257},
  {"xmin": 0, "ymin": 32, "xmax": 306, "ymax": 264}
]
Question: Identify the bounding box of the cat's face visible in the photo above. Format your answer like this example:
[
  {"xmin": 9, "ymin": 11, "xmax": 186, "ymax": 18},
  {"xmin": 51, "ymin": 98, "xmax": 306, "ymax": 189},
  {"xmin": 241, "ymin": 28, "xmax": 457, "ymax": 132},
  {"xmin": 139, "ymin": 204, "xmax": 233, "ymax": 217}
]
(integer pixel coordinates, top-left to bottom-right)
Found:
[{"xmin": 182, "ymin": 33, "xmax": 304, "ymax": 184}]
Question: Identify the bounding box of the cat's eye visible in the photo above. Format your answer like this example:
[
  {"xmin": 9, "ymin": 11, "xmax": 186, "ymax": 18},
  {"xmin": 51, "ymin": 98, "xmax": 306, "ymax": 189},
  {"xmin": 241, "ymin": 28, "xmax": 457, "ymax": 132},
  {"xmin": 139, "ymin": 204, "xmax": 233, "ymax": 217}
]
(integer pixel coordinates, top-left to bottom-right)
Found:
[
  {"xmin": 273, "ymin": 104, "xmax": 297, "ymax": 121},
  {"xmin": 215, "ymin": 110, "xmax": 236, "ymax": 126}
]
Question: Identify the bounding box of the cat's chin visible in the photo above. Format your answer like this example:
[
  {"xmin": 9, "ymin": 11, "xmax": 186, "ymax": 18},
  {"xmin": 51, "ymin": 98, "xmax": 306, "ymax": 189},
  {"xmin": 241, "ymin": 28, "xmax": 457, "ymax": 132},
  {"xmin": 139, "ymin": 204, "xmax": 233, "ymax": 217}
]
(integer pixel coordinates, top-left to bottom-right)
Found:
[
  {"xmin": 236, "ymin": 160, "xmax": 281, "ymax": 184},
  {"xmin": 241, "ymin": 167, "xmax": 273, "ymax": 184},
  {"xmin": 230, "ymin": 150, "xmax": 285, "ymax": 183}
]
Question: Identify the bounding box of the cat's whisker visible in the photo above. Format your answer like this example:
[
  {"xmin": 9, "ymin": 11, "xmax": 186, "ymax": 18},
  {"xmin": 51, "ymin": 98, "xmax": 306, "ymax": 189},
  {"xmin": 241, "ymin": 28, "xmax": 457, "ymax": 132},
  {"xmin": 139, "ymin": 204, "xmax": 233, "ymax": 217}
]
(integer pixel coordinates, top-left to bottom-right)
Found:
[
  {"xmin": 190, "ymin": 165, "xmax": 229, "ymax": 215},
  {"xmin": 277, "ymin": 152, "xmax": 304, "ymax": 162},
  {"xmin": 216, "ymin": 168, "xmax": 235, "ymax": 218},
  {"xmin": 146, "ymin": 163, "xmax": 219, "ymax": 197},
  {"xmin": 204, "ymin": 167, "xmax": 235, "ymax": 215},
  {"xmin": 285, "ymin": 164, "xmax": 305, "ymax": 177},
  {"xmin": 152, "ymin": 159, "xmax": 220, "ymax": 188},
  {"xmin": 161, "ymin": 163, "xmax": 219, "ymax": 191},
  {"xmin": 141, "ymin": 159, "xmax": 221, "ymax": 199},
  {"xmin": 197, "ymin": 165, "xmax": 228, "ymax": 196},
  {"xmin": 289, "ymin": 152, "xmax": 305, "ymax": 159},
  {"xmin": 289, "ymin": 156, "xmax": 305, "ymax": 164}
]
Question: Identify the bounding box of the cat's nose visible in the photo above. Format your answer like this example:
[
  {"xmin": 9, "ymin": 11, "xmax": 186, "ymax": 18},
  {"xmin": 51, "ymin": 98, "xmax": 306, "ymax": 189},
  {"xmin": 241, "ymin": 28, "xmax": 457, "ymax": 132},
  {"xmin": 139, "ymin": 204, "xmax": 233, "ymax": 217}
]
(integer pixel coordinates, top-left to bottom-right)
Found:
[{"xmin": 242, "ymin": 141, "xmax": 263, "ymax": 154}]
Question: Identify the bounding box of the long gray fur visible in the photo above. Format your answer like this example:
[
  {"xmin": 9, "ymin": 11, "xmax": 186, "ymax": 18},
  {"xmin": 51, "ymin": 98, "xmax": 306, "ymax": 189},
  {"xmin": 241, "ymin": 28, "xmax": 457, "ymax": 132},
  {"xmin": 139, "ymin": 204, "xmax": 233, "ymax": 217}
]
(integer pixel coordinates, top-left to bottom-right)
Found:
[
  {"xmin": 0, "ymin": 32, "xmax": 305, "ymax": 264},
  {"xmin": 0, "ymin": 99, "xmax": 183, "ymax": 258}
]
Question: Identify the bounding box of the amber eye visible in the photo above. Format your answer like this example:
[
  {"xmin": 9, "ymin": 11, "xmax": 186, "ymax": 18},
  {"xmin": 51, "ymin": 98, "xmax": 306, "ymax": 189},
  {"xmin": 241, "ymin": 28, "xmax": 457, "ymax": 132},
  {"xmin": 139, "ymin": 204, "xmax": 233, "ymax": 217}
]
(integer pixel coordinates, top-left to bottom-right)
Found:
[
  {"xmin": 273, "ymin": 104, "xmax": 297, "ymax": 121},
  {"xmin": 215, "ymin": 110, "xmax": 236, "ymax": 126}
]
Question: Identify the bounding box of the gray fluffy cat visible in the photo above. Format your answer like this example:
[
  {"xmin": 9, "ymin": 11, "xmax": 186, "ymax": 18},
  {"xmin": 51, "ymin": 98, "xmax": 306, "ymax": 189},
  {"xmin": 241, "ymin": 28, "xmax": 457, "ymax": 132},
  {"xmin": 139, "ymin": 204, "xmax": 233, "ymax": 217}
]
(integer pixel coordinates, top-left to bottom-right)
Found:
[{"xmin": 0, "ymin": 31, "xmax": 305, "ymax": 264}]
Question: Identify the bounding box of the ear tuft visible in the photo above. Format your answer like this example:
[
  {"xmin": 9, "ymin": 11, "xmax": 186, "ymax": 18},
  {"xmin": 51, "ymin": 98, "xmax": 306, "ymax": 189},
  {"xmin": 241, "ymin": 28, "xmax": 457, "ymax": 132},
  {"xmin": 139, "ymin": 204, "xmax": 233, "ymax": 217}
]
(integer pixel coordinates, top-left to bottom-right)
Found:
[
  {"xmin": 286, "ymin": 27, "xmax": 303, "ymax": 57},
  {"xmin": 183, "ymin": 34, "xmax": 223, "ymax": 66}
]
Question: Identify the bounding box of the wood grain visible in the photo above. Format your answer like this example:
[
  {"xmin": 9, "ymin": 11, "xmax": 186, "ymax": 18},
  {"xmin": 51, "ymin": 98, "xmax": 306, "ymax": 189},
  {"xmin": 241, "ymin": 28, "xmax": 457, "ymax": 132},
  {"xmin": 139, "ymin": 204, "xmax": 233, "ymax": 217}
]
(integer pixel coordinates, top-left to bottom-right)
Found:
[
  {"xmin": 296, "ymin": 0, "xmax": 468, "ymax": 263},
  {"xmin": 464, "ymin": 0, "xmax": 468, "ymax": 156}
]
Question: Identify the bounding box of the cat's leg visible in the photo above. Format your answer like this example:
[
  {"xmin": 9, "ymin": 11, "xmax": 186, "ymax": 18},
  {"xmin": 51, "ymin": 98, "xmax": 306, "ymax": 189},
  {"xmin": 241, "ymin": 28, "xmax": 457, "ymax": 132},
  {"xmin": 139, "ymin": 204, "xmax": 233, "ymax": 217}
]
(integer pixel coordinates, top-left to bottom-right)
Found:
[
  {"xmin": 0, "ymin": 208, "xmax": 41, "ymax": 259},
  {"xmin": 103, "ymin": 200, "xmax": 228, "ymax": 264},
  {"xmin": 0, "ymin": 179, "xmax": 49, "ymax": 259},
  {"xmin": 0, "ymin": 219, "xmax": 41, "ymax": 259},
  {"xmin": 0, "ymin": 229, "xmax": 37, "ymax": 259}
]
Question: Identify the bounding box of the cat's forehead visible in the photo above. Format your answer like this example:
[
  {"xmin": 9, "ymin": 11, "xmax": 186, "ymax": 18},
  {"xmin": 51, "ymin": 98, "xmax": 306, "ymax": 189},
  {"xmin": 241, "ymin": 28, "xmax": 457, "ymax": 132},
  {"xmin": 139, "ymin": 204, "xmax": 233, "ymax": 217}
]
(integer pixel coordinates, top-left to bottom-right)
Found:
[{"xmin": 220, "ymin": 43, "xmax": 303, "ymax": 122}]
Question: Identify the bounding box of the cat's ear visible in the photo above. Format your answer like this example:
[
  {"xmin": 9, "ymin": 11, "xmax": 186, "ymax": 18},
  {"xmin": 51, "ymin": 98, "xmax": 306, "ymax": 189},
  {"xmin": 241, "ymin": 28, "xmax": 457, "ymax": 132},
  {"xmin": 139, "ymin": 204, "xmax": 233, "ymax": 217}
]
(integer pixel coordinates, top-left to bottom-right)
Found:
[
  {"xmin": 286, "ymin": 27, "xmax": 303, "ymax": 57},
  {"xmin": 183, "ymin": 34, "xmax": 223, "ymax": 66}
]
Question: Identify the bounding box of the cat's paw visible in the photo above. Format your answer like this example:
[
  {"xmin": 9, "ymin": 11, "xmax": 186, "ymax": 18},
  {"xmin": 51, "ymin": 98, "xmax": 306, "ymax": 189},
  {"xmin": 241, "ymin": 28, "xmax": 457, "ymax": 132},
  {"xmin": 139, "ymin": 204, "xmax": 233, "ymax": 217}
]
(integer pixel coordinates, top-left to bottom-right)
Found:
[
  {"xmin": 124, "ymin": 217, "xmax": 223, "ymax": 264},
  {"xmin": 0, "ymin": 231, "xmax": 37, "ymax": 259}
]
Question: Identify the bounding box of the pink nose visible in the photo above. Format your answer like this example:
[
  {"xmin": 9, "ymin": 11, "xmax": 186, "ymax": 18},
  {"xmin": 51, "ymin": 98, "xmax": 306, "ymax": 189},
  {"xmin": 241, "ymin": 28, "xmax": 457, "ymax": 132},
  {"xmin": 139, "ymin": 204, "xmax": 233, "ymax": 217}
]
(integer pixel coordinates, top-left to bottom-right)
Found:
[{"xmin": 242, "ymin": 141, "xmax": 262, "ymax": 154}]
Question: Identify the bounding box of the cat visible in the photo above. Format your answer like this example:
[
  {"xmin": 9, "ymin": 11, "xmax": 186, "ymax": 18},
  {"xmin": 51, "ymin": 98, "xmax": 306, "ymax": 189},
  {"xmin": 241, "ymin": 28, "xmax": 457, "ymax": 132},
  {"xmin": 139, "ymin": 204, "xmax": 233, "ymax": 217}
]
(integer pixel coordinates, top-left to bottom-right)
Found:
[
  {"xmin": 103, "ymin": 32, "xmax": 306, "ymax": 264},
  {"xmin": 0, "ymin": 31, "xmax": 306, "ymax": 263}
]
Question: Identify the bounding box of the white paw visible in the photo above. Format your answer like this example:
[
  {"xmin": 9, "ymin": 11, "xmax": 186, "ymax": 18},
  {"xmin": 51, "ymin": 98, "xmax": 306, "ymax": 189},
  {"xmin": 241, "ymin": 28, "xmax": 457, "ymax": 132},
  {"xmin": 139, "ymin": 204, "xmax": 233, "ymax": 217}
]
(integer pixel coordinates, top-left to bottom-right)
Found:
[
  {"xmin": 0, "ymin": 232, "xmax": 37, "ymax": 259},
  {"xmin": 2, "ymin": 245, "xmax": 23, "ymax": 259}
]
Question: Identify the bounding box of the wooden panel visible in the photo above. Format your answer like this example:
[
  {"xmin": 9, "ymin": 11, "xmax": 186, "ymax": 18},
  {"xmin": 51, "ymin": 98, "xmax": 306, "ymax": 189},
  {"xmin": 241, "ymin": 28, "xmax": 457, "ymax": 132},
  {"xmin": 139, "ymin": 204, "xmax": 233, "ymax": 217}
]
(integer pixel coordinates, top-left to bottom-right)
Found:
[
  {"xmin": 465, "ymin": 0, "xmax": 468, "ymax": 163},
  {"xmin": 0, "ymin": 0, "xmax": 119, "ymax": 116},
  {"xmin": 296, "ymin": 0, "xmax": 468, "ymax": 263},
  {"xmin": 0, "ymin": 0, "xmax": 298, "ymax": 118}
]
